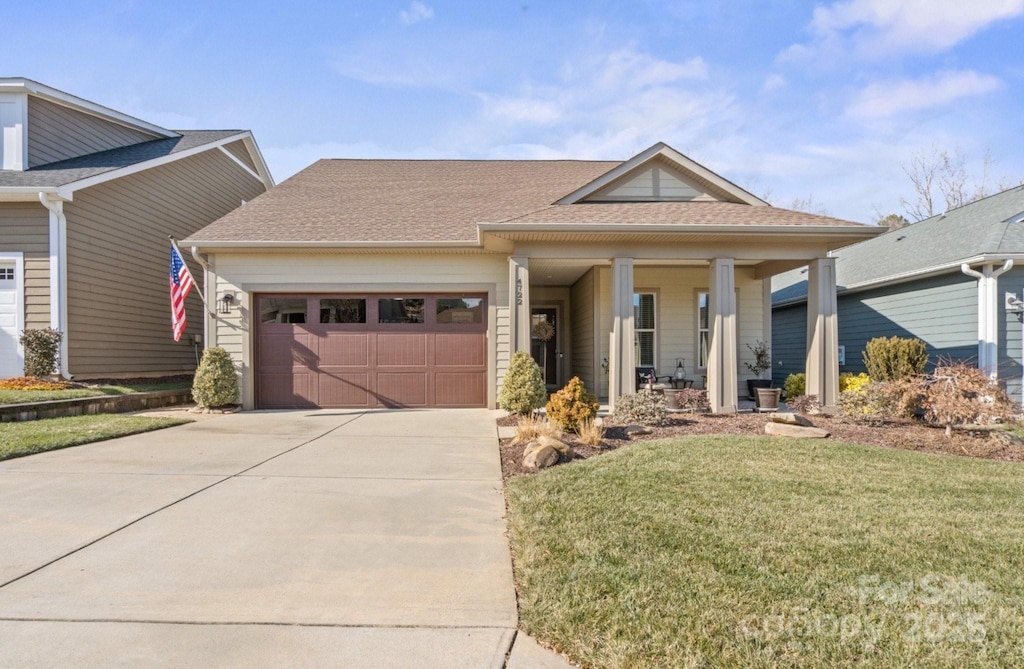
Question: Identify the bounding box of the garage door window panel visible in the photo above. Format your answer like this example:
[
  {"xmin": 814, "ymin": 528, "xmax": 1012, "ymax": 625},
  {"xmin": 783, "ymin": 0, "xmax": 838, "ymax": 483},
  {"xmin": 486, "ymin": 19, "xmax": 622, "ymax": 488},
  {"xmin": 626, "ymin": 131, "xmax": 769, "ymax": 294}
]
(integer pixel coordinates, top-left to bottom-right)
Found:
[
  {"xmin": 261, "ymin": 297, "xmax": 308, "ymax": 324},
  {"xmin": 320, "ymin": 298, "xmax": 366, "ymax": 324},
  {"xmin": 378, "ymin": 298, "xmax": 425, "ymax": 324}
]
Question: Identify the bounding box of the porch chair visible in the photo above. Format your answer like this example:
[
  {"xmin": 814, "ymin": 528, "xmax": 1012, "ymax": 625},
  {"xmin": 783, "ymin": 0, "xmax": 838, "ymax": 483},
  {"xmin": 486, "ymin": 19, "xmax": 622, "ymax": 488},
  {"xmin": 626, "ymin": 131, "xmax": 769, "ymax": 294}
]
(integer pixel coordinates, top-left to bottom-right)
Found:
[{"xmin": 635, "ymin": 366, "xmax": 673, "ymax": 392}]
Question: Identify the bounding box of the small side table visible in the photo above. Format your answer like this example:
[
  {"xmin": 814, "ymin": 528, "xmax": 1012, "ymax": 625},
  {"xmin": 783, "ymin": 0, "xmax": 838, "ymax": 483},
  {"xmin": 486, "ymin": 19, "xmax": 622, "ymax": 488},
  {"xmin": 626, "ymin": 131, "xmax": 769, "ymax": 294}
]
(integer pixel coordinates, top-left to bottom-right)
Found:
[{"xmin": 669, "ymin": 378, "xmax": 694, "ymax": 389}]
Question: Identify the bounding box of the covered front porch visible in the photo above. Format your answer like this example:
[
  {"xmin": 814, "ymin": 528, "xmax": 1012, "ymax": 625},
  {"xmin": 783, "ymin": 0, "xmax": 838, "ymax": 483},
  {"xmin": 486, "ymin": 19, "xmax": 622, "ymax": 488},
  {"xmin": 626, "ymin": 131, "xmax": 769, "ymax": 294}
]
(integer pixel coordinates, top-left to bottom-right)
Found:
[{"xmin": 505, "ymin": 252, "xmax": 841, "ymax": 414}]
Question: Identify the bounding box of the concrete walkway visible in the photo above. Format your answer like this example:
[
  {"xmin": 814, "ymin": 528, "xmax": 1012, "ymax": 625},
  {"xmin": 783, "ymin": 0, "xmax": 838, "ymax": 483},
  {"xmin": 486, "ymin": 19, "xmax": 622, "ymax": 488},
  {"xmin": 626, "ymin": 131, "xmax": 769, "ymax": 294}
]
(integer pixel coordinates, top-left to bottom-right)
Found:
[{"xmin": 0, "ymin": 409, "xmax": 554, "ymax": 668}]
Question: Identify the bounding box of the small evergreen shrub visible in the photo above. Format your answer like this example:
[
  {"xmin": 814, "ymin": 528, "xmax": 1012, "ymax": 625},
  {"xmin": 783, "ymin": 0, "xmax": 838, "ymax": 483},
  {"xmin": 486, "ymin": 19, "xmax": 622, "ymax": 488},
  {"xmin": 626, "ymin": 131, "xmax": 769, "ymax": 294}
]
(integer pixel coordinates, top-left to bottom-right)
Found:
[
  {"xmin": 499, "ymin": 351, "xmax": 547, "ymax": 415},
  {"xmin": 545, "ymin": 376, "xmax": 599, "ymax": 432},
  {"xmin": 192, "ymin": 346, "xmax": 238, "ymax": 408},
  {"xmin": 19, "ymin": 328, "xmax": 62, "ymax": 378},
  {"xmin": 783, "ymin": 373, "xmax": 805, "ymax": 400},
  {"xmin": 612, "ymin": 390, "xmax": 667, "ymax": 426},
  {"xmin": 863, "ymin": 336, "xmax": 928, "ymax": 381}
]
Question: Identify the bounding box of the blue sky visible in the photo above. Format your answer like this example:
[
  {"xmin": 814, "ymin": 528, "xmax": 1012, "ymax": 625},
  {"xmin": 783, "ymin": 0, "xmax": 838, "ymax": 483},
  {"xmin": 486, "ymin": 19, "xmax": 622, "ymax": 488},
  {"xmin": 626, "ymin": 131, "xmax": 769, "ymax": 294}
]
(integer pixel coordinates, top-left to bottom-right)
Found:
[{"xmin": 7, "ymin": 1, "xmax": 1024, "ymax": 222}]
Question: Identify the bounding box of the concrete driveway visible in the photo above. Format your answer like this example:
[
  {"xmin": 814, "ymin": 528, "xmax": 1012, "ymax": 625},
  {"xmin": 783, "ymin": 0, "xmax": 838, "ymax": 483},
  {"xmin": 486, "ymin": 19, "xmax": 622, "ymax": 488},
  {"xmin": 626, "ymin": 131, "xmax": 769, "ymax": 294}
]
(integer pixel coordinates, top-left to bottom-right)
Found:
[{"xmin": 0, "ymin": 409, "xmax": 522, "ymax": 668}]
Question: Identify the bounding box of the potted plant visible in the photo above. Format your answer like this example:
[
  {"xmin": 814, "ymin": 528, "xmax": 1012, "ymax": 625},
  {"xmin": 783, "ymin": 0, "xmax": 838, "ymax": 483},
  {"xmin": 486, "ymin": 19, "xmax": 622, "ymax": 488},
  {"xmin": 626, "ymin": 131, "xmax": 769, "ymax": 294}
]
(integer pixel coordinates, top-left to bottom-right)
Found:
[{"xmin": 744, "ymin": 340, "xmax": 773, "ymax": 401}]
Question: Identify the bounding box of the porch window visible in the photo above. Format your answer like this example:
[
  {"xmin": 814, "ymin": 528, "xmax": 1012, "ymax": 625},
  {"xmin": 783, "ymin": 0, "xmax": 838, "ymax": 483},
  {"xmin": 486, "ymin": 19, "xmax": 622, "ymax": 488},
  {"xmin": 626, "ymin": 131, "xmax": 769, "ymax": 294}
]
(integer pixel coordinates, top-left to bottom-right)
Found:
[
  {"xmin": 634, "ymin": 292, "xmax": 656, "ymax": 366},
  {"xmin": 698, "ymin": 292, "xmax": 709, "ymax": 368}
]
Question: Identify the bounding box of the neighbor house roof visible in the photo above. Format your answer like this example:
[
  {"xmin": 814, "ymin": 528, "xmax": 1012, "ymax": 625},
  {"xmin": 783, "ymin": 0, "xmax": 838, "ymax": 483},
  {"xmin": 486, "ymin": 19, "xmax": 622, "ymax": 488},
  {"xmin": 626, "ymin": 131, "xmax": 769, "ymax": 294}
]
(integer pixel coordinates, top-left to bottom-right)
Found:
[
  {"xmin": 0, "ymin": 130, "xmax": 243, "ymax": 189},
  {"xmin": 772, "ymin": 185, "xmax": 1024, "ymax": 305},
  {"xmin": 187, "ymin": 153, "xmax": 875, "ymax": 246}
]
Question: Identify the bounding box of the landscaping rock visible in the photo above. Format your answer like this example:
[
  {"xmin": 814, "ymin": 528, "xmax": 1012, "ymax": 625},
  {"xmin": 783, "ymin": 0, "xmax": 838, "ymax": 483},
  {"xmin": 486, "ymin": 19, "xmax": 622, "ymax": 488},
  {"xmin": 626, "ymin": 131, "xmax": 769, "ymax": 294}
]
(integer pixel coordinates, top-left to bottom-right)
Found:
[
  {"xmin": 990, "ymin": 430, "xmax": 1024, "ymax": 446},
  {"xmin": 624, "ymin": 425, "xmax": 653, "ymax": 436},
  {"xmin": 537, "ymin": 435, "xmax": 574, "ymax": 459},
  {"xmin": 770, "ymin": 412, "xmax": 815, "ymax": 427},
  {"xmin": 764, "ymin": 422, "xmax": 830, "ymax": 439},
  {"xmin": 523, "ymin": 444, "xmax": 560, "ymax": 470}
]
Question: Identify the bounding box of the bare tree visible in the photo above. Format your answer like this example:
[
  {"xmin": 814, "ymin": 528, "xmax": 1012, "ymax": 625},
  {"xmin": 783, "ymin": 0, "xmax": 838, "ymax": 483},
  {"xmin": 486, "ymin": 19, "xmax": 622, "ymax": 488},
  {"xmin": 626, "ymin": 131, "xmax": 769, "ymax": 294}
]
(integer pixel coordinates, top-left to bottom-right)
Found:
[
  {"xmin": 900, "ymin": 145, "xmax": 1021, "ymax": 221},
  {"xmin": 876, "ymin": 213, "xmax": 910, "ymax": 230},
  {"xmin": 788, "ymin": 194, "xmax": 830, "ymax": 216}
]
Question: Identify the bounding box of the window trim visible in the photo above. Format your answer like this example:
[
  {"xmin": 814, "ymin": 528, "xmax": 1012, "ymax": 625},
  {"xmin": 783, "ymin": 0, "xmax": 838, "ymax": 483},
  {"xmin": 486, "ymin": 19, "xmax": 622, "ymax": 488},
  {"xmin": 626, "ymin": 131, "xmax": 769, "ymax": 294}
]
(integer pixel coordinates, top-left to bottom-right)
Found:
[
  {"xmin": 634, "ymin": 289, "xmax": 658, "ymax": 368},
  {"xmin": 695, "ymin": 287, "xmax": 740, "ymax": 371}
]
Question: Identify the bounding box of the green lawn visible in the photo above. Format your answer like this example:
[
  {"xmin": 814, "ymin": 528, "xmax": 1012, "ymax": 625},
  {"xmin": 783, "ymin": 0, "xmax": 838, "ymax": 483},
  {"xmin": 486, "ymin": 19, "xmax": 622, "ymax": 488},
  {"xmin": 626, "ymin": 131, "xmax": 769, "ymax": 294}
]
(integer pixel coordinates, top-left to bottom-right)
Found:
[
  {"xmin": 505, "ymin": 436, "xmax": 1024, "ymax": 668},
  {"xmin": 0, "ymin": 414, "xmax": 192, "ymax": 460},
  {"xmin": 0, "ymin": 381, "xmax": 192, "ymax": 405}
]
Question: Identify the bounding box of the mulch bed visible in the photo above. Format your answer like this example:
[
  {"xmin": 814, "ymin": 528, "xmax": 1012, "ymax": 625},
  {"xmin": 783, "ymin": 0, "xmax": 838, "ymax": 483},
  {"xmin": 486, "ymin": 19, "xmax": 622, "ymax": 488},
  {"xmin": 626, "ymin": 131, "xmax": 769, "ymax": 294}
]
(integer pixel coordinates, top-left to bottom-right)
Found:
[{"xmin": 500, "ymin": 412, "xmax": 1024, "ymax": 480}]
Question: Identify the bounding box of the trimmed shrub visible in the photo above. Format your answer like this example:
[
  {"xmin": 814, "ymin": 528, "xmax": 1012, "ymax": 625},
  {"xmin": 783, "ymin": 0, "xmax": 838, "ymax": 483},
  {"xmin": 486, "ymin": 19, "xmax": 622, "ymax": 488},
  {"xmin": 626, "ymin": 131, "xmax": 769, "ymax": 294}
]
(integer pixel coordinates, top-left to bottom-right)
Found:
[
  {"xmin": 500, "ymin": 351, "xmax": 547, "ymax": 415},
  {"xmin": 545, "ymin": 376, "xmax": 599, "ymax": 432},
  {"xmin": 783, "ymin": 373, "xmax": 805, "ymax": 400},
  {"xmin": 675, "ymin": 388, "xmax": 709, "ymax": 412},
  {"xmin": 787, "ymin": 394, "xmax": 820, "ymax": 414},
  {"xmin": 192, "ymin": 346, "xmax": 238, "ymax": 408},
  {"xmin": 19, "ymin": 328, "xmax": 62, "ymax": 378},
  {"xmin": 839, "ymin": 372, "xmax": 871, "ymax": 393},
  {"xmin": 612, "ymin": 390, "xmax": 667, "ymax": 426},
  {"xmin": 863, "ymin": 336, "xmax": 928, "ymax": 381}
]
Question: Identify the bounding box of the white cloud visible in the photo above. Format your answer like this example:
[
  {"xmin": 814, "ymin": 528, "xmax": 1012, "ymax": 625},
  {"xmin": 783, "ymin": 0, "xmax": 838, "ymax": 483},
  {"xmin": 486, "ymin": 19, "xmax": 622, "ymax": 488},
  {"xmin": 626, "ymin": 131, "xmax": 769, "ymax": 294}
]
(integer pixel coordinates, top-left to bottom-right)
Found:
[
  {"xmin": 846, "ymin": 70, "xmax": 1002, "ymax": 118},
  {"xmin": 399, "ymin": 1, "xmax": 434, "ymax": 26},
  {"xmin": 761, "ymin": 74, "xmax": 786, "ymax": 93},
  {"xmin": 784, "ymin": 0, "xmax": 1024, "ymax": 60}
]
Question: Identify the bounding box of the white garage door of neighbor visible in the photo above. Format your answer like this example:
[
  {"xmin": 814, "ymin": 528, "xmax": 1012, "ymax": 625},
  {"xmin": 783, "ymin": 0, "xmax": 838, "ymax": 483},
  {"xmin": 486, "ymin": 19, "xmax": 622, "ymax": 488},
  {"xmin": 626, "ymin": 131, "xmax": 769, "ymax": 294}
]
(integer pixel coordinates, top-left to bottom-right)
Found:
[{"xmin": 0, "ymin": 254, "xmax": 24, "ymax": 379}]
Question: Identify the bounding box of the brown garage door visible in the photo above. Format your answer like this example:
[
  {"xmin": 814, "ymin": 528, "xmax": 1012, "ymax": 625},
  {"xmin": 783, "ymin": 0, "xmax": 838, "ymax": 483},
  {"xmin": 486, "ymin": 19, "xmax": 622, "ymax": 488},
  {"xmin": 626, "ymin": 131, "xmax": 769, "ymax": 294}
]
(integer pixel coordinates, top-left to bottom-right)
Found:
[{"xmin": 255, "ymin": 294, "xmax": 487, "ymax": 409}]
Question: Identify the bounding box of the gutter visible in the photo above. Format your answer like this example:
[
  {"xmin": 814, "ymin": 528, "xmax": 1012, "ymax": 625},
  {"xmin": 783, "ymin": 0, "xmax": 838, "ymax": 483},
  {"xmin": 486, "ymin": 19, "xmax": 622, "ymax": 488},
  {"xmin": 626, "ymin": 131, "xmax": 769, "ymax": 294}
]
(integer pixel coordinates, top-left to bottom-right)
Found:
[
  {"xmin": 37, "ymin": 193, "xmax": 72, "ymax": 380},
  {"xmin": 476, "ymin": 222, "xmax": 882, "ymax": 237},
  {"xmin": 961, "ymin": 260, "xmax": 1014, "ymax": 379},
  {"xmin": 191, "ymin": 246, "xmax": 212, "ymax": 349}
]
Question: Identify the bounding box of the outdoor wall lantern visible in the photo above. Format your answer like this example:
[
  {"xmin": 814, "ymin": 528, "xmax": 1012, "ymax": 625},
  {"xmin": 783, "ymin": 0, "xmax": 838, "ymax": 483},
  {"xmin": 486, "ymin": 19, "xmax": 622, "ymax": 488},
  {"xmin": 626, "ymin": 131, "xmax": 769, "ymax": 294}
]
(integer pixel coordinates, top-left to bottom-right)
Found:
[{"xmin": 218, "ymin": 292, "xmax": 235, "ymax": 314}]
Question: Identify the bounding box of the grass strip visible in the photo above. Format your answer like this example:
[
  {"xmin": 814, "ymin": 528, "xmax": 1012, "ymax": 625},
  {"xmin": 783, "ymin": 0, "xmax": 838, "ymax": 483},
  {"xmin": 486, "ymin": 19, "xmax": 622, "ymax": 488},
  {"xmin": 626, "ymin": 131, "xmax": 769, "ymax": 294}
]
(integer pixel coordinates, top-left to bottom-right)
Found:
[{"xmin": 0, "ymin": 414, "xmax": 191, "ymax": 460}]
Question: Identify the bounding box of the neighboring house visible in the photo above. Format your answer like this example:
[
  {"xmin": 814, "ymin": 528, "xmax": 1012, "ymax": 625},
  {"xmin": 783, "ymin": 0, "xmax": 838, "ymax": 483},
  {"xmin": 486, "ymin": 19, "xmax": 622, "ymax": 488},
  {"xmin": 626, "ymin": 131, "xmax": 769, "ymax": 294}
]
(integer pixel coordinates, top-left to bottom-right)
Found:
[
  {"xmin": 0, "ymin": 78, "xmax": 273, "ymax": 379},
  {"xmin": 184, "ymin": 142, "xmax": 879, "ymax": 412},
  {"xmin": 772, "ymin": 185, "xmax": 1024, "ymax": 403}
]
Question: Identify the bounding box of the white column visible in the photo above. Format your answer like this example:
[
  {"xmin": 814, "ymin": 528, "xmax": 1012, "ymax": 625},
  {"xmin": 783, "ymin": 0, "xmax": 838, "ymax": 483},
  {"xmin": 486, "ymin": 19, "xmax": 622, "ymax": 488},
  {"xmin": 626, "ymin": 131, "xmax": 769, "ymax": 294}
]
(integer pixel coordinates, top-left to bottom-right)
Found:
[
  {"xmin": 508, "ymin": 256, "xmax": 531, "ymax": 353},
  {"xmin": 806, "ymin": 258, "xmax": 839, "ymax": 410},
  {"xmin": 609, "ymin": 257, "xmax": 635, "ymax": 408},
  {"xmin": 962, "ymin": 261, "xmax": 1013, "ymax": 378},
  {"xmin": 708, "ymin": 259, "xmax": 737, "ymax": 414}
]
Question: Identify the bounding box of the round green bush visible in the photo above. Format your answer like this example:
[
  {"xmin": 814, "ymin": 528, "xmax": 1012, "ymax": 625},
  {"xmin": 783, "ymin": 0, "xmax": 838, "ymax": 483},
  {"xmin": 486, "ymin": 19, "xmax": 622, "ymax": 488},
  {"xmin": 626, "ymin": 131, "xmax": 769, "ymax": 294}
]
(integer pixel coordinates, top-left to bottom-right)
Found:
[
  {"xmin": 499, "ymin": 350, "xmax": 547, "ymax": 415},
  {"xmin": 192, "ymin": 346, "xmax": 239, "ymax": 408},
  {"xmin": 783, "ymin": 373, "xmax": 806, "ymax": 400}
]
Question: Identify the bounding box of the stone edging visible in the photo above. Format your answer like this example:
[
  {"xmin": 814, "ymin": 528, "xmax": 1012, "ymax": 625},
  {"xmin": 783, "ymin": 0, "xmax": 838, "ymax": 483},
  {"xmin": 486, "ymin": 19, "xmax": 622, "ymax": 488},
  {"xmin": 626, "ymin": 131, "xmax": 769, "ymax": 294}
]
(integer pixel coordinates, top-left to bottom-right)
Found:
[{"xmin": 0, "ymin": 389, "xmax": 194, "ymax": 423}]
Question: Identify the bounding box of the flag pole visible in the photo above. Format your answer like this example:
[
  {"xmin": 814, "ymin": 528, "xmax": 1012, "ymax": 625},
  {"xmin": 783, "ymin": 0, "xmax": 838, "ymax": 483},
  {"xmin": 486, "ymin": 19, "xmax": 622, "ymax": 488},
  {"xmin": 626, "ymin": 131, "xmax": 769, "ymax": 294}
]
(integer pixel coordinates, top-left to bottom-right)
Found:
[{"xmin": 168, "ymin": 235, "xmax": 208, "ymax": 308}]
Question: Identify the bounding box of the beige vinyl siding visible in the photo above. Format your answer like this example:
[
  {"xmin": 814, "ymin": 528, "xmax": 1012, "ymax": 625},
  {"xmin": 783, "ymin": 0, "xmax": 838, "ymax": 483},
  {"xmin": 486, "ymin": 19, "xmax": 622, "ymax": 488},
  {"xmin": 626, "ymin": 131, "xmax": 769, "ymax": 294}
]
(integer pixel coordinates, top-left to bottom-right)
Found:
[
  {"xmin": 64, "ymin": 148, "xmax": 267, "ymax": 375},
  {"xmin": 211, "ymin": 253, "xmax": 509, "ymax": 409},
  {"xmin": 0, "ymin": 203, "xmax": 50, "ymax": 329},
  {"xmin": 222, "ymin": 140, "xmax": 258, "ymax": 172},
  {"xmin": 26, "ymin": 97, "xmax": 161, "ymax": 168},
  {"xmin": 570, "ymin": 268, "xmax": 596, "ymax": 393},
  {"xmin": 596, "ymin": 265, "xmax": 764, "ymax": 394}
]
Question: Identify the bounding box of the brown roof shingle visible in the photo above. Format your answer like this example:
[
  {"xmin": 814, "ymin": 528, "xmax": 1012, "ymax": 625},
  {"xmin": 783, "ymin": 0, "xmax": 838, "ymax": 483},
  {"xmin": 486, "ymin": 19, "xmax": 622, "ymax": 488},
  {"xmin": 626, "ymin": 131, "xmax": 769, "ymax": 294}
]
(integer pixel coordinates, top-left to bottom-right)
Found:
[{"xmin": 187, "ymin": 157, "xmax": 869, "ymax": 244}]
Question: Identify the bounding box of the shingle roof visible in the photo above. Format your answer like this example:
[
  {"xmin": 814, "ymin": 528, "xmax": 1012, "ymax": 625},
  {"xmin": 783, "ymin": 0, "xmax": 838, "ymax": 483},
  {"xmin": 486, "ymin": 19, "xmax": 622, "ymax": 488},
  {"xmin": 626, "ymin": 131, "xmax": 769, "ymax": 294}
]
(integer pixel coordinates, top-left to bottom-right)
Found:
[
  {"xmin": 188, "ymin": 158, "xmax": 869, "ymax": 244},
  {"xmin": 772, "ymin": 185, "xmax": 1024, "ymax": 304},
  {"xmin": 0, "ymin": 130, "xmax": 243, "ymax": 188}
]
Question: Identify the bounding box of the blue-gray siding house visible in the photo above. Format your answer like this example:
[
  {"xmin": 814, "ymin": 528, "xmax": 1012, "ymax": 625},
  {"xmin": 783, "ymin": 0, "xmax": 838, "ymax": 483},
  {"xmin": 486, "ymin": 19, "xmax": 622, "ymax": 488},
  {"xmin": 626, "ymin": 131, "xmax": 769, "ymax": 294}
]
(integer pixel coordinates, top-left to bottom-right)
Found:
[{"xmin": 772, "ymin": 186, "xmax": 1024, "ymax": 403}]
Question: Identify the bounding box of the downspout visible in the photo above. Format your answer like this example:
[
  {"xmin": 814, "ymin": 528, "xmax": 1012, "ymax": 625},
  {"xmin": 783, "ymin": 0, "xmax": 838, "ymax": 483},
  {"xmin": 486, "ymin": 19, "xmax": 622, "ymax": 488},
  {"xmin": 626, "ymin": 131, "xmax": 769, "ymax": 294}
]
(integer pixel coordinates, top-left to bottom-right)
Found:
[
  {"xmin": 38, "ymin": 193, "xmax": 72, "ymax": 380},
  {"xmin": 961, "ymin": 260, "xmax": 1013, "ymax": 379}
]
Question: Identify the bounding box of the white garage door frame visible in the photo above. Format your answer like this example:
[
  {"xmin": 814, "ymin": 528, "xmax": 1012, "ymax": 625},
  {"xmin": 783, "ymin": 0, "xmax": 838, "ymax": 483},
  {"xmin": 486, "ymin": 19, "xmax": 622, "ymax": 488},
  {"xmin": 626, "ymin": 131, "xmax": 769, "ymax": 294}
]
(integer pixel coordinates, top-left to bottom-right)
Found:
[{"xmin": 0, "ymin": 251, "xmax": 25, "ymax": 379}]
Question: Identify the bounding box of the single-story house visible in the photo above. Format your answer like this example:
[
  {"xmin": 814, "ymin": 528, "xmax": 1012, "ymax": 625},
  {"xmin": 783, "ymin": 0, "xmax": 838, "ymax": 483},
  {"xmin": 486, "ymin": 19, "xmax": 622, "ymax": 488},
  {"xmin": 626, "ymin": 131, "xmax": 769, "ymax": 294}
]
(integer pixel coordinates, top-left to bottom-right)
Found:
[
  {"xmin": 0, "ymin": 78, "xmax": 273, "ymax": 379},
  {"xmin": 184, "ymin": 142, "xmax": 880, "ymax": 412},
  {"xmin": 772, "ymin": 185, "xmax": 1024, "ymax": 403}
]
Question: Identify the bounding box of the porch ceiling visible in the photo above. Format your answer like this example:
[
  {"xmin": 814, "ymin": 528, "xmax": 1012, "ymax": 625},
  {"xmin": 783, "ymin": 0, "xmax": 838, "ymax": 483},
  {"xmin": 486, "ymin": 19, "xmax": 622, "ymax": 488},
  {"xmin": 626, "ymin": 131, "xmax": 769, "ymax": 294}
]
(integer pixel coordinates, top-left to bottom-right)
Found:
[{"xmin": 528, "ymin": 258, "xmax": 598, "ymax": 286}]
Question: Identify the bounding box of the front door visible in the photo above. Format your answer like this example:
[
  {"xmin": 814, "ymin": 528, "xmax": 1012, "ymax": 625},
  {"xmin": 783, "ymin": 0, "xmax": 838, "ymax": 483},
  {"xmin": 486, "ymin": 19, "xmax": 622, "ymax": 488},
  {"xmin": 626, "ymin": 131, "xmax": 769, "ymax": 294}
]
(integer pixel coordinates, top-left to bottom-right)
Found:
[{"xmin": 530, "ymin": 307, "xmax": 557, "ymax": 389}]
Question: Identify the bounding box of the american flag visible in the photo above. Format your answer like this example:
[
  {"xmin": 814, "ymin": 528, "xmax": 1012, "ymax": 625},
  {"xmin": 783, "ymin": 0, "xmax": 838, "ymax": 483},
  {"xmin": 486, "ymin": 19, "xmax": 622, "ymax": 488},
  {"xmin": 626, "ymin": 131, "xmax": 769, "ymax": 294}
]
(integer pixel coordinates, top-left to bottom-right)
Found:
[{"xmin": 169, "ymin": 245, "xmax": 195, "ymax": 341}]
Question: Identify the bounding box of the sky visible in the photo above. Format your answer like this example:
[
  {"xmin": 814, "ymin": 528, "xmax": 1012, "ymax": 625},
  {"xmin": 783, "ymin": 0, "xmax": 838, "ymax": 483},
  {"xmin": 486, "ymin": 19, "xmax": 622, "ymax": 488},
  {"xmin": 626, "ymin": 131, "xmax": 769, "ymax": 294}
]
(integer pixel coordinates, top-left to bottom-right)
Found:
[{"xmin": 6, "ymin": 0, "xmax": 1024, "ymax": 223}]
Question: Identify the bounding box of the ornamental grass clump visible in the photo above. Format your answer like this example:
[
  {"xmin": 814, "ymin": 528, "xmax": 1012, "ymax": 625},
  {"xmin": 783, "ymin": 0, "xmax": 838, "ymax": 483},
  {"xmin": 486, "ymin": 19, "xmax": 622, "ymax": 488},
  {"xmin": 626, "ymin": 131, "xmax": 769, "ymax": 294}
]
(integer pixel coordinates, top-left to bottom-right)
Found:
[
  {"xmin": 499, "ymin": 351, "xmax": 547, "ymax": 415},
  {"xmin": 512, "ymin": 414, "xmax": 561, "ymax": 445},
  {"xmin": 612, "ymin": 389, "xmax": 667, "ymax": 426},
  {"xmin": 191, "ymin": 346, "xmax": 238, "ymax": 408},
  {"xmin": 19, "ymin": 328, "xmax": 62, "ymax": 378},
  {"xmin": 545, "ymin": 376, "xmax": 599, "ymax": 433},
  {"xmin": 576, "ymin": 417, "xmax": 605, "ymax": 447}
]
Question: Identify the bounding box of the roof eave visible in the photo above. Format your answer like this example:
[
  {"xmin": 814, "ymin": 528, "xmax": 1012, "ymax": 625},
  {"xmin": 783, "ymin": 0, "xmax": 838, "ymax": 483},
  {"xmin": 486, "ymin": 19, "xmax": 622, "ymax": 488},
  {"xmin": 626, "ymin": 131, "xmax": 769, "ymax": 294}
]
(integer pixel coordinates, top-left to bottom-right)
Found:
[
  {"xmin": 478, "ymin": 222, "xmax": 883, "ymax": 238},
  {"xmin": 185, "ymin": 239, "xmax": 484, "ymax": 250}
]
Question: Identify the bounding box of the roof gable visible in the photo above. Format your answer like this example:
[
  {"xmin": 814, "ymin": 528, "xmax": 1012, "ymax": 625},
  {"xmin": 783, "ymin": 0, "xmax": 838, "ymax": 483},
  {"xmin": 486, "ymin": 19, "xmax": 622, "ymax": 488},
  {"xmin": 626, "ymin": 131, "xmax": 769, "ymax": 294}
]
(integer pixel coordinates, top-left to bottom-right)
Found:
[{"xmin": 556, "ymin": 142, "xmax": 768, "ymax": 206}]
